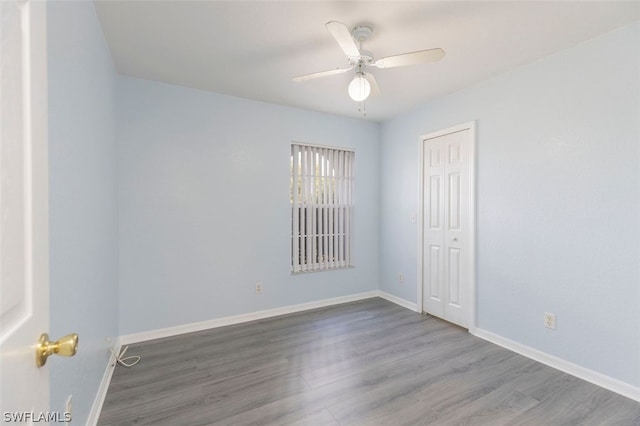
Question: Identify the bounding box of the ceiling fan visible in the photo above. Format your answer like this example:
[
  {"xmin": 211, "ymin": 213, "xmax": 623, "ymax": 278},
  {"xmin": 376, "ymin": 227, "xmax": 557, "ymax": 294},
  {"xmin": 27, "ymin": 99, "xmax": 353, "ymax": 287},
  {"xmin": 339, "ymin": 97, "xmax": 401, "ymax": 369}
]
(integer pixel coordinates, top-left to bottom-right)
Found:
[{"xmin": 293, "ymin": 21, "xmax": 445, "ymax": 103}]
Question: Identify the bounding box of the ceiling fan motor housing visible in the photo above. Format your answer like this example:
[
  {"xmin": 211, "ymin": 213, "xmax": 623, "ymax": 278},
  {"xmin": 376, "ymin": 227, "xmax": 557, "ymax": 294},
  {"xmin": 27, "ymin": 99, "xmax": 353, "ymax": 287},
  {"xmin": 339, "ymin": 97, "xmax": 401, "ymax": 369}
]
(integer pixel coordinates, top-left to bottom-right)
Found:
[
  {"xmin": 350, "ymin": 26, "xmax": 374, "ymax": 67},
  {"xmin": 350, "ymin": 50, "xmax": 373, "ymax": 66}
]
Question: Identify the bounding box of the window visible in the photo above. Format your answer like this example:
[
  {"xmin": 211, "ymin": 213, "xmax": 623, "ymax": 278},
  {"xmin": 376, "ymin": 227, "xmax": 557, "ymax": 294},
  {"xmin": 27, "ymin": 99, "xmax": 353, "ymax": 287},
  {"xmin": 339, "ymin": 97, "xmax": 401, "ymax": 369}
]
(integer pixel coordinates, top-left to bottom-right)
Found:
[{"xmin": 291, "ymin": 143, "xmax": 354, "ymax": 273}]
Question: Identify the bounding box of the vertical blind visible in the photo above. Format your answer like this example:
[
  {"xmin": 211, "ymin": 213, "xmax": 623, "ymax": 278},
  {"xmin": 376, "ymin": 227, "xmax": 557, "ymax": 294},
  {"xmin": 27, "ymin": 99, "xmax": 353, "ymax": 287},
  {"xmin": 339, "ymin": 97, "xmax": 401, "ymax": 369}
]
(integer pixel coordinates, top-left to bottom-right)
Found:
[{"xmin": 291, "ymin": 144, "xmax": 354, "ymax": 273}]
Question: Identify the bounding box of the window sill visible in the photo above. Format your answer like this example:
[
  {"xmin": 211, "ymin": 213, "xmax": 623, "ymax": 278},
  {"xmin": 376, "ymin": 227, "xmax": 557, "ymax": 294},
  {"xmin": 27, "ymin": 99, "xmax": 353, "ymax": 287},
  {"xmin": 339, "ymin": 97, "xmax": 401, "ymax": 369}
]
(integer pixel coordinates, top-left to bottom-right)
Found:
[{"xmin": 291, "ymin": 265, "xmax": 355, "ymax": 275}]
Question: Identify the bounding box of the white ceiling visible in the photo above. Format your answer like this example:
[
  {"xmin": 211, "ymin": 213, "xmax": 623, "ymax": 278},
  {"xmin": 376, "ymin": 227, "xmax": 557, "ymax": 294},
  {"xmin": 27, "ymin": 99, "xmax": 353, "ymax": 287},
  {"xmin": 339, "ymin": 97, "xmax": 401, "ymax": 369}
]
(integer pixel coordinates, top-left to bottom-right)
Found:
[{"xmin": 94, "ymin": 1, "xmax": 640, "ymax": 122}]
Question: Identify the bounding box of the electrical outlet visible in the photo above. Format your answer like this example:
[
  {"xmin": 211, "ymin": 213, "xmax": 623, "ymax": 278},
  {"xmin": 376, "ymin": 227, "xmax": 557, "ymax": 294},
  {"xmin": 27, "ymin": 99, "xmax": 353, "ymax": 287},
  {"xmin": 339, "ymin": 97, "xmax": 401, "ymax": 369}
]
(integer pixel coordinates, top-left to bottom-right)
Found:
[
  {"xmin": 255, "ymin": 282, "xmax": 263, "ymax": 294},
  {"xmin": 398, "ymin": 273, "xmax": 404, "ymax": 283},
  {"xmin": 544, "ymin": 312, "xmax": 556, "ymax": 329},
  {"xmin": 65, "ymin": 395, "xmax": 72, "ymax": 420}
]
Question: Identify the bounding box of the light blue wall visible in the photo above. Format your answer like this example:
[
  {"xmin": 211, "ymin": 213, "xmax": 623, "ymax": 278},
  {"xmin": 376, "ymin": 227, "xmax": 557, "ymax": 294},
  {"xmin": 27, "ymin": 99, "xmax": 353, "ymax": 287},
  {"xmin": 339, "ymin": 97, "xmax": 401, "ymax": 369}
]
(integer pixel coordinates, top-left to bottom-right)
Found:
[
  {"xmin": 379, "ymin": 22, "xmax": 640, "ymax": 387},
  {"xmin": 117, "ymin": 77, "xmax": 380, "ymax": 335},
  {"xmin": 48, "ymin": 1, "xmax": 118, "ymax": 423}
]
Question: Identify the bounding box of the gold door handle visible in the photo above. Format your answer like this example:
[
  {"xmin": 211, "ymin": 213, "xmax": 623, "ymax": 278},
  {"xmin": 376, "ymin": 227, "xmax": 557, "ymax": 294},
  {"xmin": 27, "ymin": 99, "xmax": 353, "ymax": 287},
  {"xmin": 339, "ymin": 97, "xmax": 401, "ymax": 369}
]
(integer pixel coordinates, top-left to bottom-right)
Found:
[{"xmin": 36, "ymin": 333, "xmax": 78, "ymax": 367}]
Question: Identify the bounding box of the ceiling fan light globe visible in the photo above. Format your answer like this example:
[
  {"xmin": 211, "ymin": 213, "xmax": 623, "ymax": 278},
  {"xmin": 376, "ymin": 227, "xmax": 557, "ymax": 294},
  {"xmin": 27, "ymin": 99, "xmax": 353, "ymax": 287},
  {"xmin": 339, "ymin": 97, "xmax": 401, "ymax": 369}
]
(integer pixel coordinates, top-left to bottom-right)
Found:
[{"xmin": 348, "ymin": 75, "xmax": 371, "ymax": 102}]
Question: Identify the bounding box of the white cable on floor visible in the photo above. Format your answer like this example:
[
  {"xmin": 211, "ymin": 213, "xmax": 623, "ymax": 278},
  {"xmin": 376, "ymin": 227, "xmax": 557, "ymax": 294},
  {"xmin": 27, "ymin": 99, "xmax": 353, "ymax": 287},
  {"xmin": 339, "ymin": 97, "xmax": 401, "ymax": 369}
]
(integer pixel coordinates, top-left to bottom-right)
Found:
[{"xmin": 109, "ymin": 345, "xmax": 141, "ymax": 368}]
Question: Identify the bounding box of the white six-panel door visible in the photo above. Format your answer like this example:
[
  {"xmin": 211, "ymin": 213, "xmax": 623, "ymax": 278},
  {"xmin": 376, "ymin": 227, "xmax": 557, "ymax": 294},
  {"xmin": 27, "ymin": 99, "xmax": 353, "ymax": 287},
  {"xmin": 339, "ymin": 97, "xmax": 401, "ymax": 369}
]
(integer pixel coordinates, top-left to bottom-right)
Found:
[{"xmin": 421, "ymin": 126, "xmax": 472, "ymax": 328}]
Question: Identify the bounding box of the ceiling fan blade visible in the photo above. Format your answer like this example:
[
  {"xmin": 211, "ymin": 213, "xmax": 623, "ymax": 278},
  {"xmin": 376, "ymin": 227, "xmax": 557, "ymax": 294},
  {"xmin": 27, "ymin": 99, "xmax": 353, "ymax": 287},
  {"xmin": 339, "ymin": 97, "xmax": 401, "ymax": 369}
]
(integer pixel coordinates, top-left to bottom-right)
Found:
[
  {"xmin": 292, "ymin": 66, "xmax": 354, "ymax": 82},
  {"xmin": 365, "ymin": 73, "xmax": 381, "ymax": 96},
  {"xmin": 326, "ymin": 21, "xmax": 360, "ymax": 58},
  {"xmin": 374, "ymin": 48, "xmax": 445, "ymax": 69}
]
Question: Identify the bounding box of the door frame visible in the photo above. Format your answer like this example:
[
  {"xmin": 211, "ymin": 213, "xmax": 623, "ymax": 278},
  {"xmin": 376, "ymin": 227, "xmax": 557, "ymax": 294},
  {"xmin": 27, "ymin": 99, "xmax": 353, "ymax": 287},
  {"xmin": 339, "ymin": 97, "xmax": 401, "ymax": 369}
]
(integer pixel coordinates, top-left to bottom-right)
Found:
[{"xmin": 417, "ymin": 121, "xmax": 476, "ymax": 332}]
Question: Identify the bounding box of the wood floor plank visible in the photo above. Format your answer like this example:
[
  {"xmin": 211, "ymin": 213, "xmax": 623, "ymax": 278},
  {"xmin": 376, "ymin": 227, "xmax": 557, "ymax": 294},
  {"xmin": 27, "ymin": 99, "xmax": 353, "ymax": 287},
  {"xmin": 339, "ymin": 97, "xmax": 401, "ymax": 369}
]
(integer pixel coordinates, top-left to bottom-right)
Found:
[
  {"xmin": 326, "ymin": 343, "xmax": 523, "ymax": 424},
  {"xmin": 98, "ymin": 298, "xmax": 640, "ymax": 425}
]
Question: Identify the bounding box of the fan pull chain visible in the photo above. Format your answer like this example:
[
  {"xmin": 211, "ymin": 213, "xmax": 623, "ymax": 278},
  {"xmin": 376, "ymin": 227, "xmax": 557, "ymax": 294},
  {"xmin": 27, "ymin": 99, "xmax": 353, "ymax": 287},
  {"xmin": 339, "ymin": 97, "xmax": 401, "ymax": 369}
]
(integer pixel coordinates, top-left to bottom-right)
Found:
[{"xmin": 358, "ymin": 100, "xmax": 367, "ymax": 117}]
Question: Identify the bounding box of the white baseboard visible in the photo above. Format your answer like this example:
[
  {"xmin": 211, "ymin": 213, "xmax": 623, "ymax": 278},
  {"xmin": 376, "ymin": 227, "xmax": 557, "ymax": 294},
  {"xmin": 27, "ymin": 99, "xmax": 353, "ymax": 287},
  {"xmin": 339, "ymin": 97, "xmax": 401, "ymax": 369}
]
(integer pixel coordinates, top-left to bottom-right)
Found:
[
  {"xmin": 378, "ymin": 291, "xmax": 418, "ymax": 312},
  {"xmin": 472, "ymin": 328, "xmax": 640, "ymax": 403},
  {"xmin": 87, "ymin": 338, "xmax": 121, "ymax": 426},
  {"xmin": 119, "ymin": 291, "xmax": 379, "ymax": 345}
]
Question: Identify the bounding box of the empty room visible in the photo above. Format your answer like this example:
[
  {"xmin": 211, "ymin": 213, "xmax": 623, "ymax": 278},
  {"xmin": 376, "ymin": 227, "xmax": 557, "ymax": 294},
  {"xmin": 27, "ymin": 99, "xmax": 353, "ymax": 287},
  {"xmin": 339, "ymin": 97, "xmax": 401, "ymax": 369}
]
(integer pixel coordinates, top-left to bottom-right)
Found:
[{"xmin": 1, "ymin": 0, "xmax": 639, "ymax": 425}]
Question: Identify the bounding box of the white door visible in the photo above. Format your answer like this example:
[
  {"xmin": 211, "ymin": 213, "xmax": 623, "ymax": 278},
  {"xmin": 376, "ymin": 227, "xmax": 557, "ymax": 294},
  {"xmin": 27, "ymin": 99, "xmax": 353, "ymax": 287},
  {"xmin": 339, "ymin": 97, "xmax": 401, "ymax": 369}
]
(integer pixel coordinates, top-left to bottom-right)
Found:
[
  {"xmin": 421, "ymin": 126, "xmax": 473, "ymax": 328},
  {"xmin": 0, "ymin": 0, "xmax": 50, "ymax": 418}
]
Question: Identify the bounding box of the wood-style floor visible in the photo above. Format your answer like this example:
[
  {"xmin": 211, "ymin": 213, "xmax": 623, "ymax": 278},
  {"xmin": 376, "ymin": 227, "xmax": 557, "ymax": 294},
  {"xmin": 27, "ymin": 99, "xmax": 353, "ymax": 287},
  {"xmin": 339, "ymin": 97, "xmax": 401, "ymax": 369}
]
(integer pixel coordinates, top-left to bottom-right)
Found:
[{"xmin": 98, "ymin": 298, "xmax": 640, "ymax": 425}]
